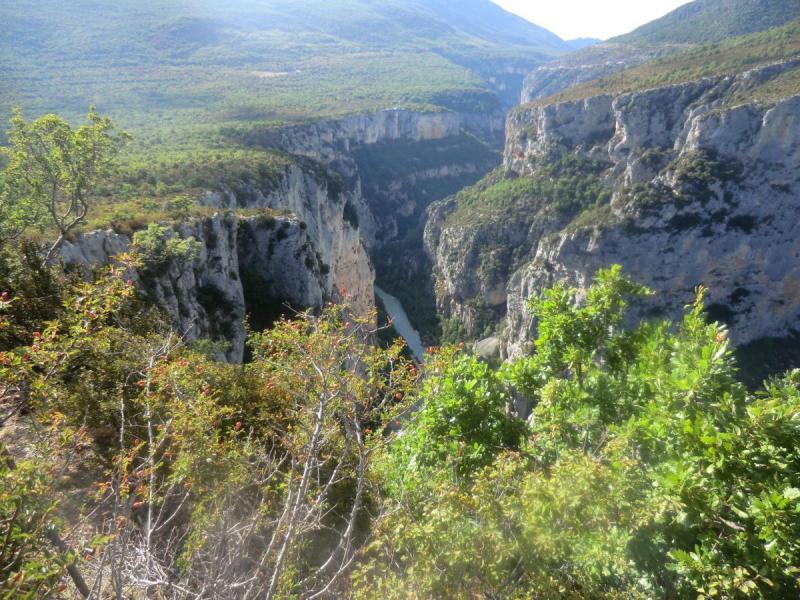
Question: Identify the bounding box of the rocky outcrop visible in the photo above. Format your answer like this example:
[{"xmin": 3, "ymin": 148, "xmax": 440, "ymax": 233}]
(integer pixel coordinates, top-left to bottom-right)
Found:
[
  {"xmin": 233, "ymin": 109, "xmax": 505, "ymax": 249},
  {"xmin": 200, "ymin": 165, "xmax": 374, "ymax": 316},
  {"xmin": 427, "ymin": 60, "xmax": 800, "ymax": 357},
  {"xmin": 520, "ymin": 43, "xmax": 672, "ymax": 103},
  {"xmin": 61, "ymin": 166, "xmax": 373, "ymax": 362},
  {"xmin": 60, "ymin": 214, "xmax": 248, "ymax": 362},
  {"xmin": 425, "ymin": 191, "xmax": 562, "ymax": 338},
  {"xmin": 254, "ymin": 109, "xmax": 505, "ymax": 166}
]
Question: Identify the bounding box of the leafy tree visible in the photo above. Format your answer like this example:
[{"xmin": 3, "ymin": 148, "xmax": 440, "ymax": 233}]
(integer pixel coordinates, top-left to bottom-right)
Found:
[
  {"xmin": 0, "ymin": 107, "xmax": 128, "ymax": 260},
  {"xmin": 0, "ymin": 447, "xmax": 72, "ymax": 599},
  {"xmin": 0, "ymin": 241, "xmax": 64, "ymax": 351},
  {"xmin": 503, "ymin": 265, "xmax": 652, "ymax": 459}
]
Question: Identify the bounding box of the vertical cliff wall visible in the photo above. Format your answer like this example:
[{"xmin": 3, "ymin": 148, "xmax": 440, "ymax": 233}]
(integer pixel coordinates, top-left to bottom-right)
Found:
[
  {"xmin": 231, "ymin": 107, "xmax": 508, "ymax": 342},
  {"xmin": 60, "ymin": 166, "xmax": 373, "ymax": 362},
  {"xmin": 427, "ymin": 60, "xmax": 800, "ymax": 361}
]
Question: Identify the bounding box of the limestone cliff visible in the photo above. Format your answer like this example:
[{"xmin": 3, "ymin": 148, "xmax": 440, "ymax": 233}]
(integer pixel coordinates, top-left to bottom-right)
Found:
[
  {"xmin": 200, "ymin": 164, "xmax": 374, "ymax": 316},
  {"xmin": 253, "ymin": 109, "xmax": 504, "ymax": 165},
  {"xmin": 427, "ymin": 59, "xmax": 800, "ymax": 359},
  {"xmin": 60, "ymin": 165, "xmax": 373, "ymax": 363},
  {"xmin": 520, "ymin": 43, "xmax": 664, "ymax": 103},
  {"xmin": 232, "ymin": 108, "xmax": 504, "ymax": 249},
  {"xmin": 239, "ymin": 107, "xmax": 506, "ymax": 343}
]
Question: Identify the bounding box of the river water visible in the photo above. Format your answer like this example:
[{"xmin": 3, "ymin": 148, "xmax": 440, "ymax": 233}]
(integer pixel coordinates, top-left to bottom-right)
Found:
[{"xmin": 374, "ymin": 286, "xmax": 426, "ymax": 363}]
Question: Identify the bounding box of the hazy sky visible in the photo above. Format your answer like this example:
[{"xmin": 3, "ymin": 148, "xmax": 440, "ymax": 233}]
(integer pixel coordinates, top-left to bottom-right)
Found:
[{"xmin": 492, "ymin": 0, "xmax": 691, "ymax": 40}]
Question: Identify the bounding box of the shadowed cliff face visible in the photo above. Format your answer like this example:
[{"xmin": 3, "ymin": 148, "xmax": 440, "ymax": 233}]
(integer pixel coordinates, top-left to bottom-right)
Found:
[
  {"xmin": 60, "ymin": 166, "xmax": 373, "ymax": 363},
  {"xmin": 427, "ymin": 60, "xmax": 800, "ymax": 362},
  {"xmin": 234, "ymin": 107, "xmax": 507, "ymax": 343}
]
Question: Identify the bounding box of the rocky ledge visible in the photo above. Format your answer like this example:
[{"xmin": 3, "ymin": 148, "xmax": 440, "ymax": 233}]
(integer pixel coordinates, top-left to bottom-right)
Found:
[{"xmin": 61, "ymin": 165, "xmax": 373, "ymax": 362}]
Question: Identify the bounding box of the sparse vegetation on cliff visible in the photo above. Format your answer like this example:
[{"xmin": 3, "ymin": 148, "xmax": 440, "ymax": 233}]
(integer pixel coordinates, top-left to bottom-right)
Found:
[
  {"xmin": 532, "ymin": 19, "xmax": 800, "ymax": 106},
  {"xmin": 448, "ymin": 155, "xmax": 611, "ymax": 228}
]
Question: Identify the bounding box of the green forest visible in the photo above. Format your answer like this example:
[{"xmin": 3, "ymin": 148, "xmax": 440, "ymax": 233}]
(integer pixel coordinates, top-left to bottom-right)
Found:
[{"xmin": 0, "ymin": 0, "xmax": 564, "ymax": 149}]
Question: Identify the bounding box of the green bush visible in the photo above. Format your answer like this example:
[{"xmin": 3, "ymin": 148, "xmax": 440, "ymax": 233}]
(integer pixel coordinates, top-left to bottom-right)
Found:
[
  {"xmin": 0, "ymin": 451, "xmax": 70, "ymax": 599},
  {"xmin": 358, "ymin": 266, "xmax": 800, "ymax": 599},
  {"xmin": 131, "ymin": 222, "xmax": 202, "ymax": 272},
  {"xmin": 382, "ymin": 349, "xmax": 526, "ymax": 490}
]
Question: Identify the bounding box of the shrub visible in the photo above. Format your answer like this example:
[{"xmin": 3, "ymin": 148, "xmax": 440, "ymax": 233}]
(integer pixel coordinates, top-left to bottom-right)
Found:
[
  {"xmin": 131, "ymin": 222, "xmax": 202, "ymax": 272},
  {"xmin": 357, "ymin": 267, "xmax": 800, "ymax": 599}
]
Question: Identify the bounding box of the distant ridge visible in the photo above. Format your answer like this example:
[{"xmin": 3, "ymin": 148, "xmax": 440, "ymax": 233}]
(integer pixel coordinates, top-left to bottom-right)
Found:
[
  {"xmin": 613, "ymin": 0, "xmax": 800, "ymax": 44},
  {"xmin": 521, "ymin": 0, "xmax": 800, "ymax": 103},
  {"xmin": 0, "ymin": 0, "xmax": 568, "ymax": 135},
  {"xmin": 567, "ymin": 38, "xmax": 601, "ymax": 50},
  {"xmin": 414, "ymin": 0, "xmax": 569, "ymax": 52}
]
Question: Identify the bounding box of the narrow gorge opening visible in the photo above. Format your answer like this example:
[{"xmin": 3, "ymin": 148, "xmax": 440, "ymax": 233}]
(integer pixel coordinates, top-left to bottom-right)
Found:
[{"xmin": 352, "ymin": 131, "xmax": 507, "ymax": 347}]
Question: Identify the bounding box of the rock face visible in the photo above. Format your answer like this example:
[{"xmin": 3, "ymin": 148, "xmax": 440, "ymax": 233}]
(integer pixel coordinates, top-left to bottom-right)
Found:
[
  {"xmin": 427, "ymin": 60, "xmax": 800, "ymax": 357},
  {"xmin": 245, "ymin": 107, "xmax": 506, "ymax": 345},
  {"xmin": 236, "ymin": 108, "xmax": 505, "ymax": 249},
  {"xmin": 520, "ymin": 43, "xmax": 671, "ymax": 103},
  {"xmin": 60, "ymin": 214, "xmax": 248, "ymax": 362},
  {"xmin": 201, "ymin": 165, "xmax": 374, "ymax": 316},
  {"xmin": 61, "ymin": 166, "xmax": 373, "ymax": 362},
  {"xmin": 255, "ymin": 109, "xmax": 505, "ymax": 165}
]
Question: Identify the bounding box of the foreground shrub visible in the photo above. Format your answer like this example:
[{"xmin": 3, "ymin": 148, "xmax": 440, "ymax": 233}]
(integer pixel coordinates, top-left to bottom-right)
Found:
[
  {"xmin": 1, "ymin": 260, "xmax": 415, "ymax": 598},
  {"xmin": 356, "ymin": 268, "xmax": 800, "ymax": 599}
]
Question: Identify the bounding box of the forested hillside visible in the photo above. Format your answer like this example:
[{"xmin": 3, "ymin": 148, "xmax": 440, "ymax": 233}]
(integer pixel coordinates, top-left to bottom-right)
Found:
[
  {"xmin": 537, "ymin": 18, "xmax": 800, "ymax": 105},
  {"xmin": 0, "ymin": 0, "xmax": 567, "ymax": 133},
  {"xmin": 521, "ymin": 0, "xmax": 800, "ymax": 103}
]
